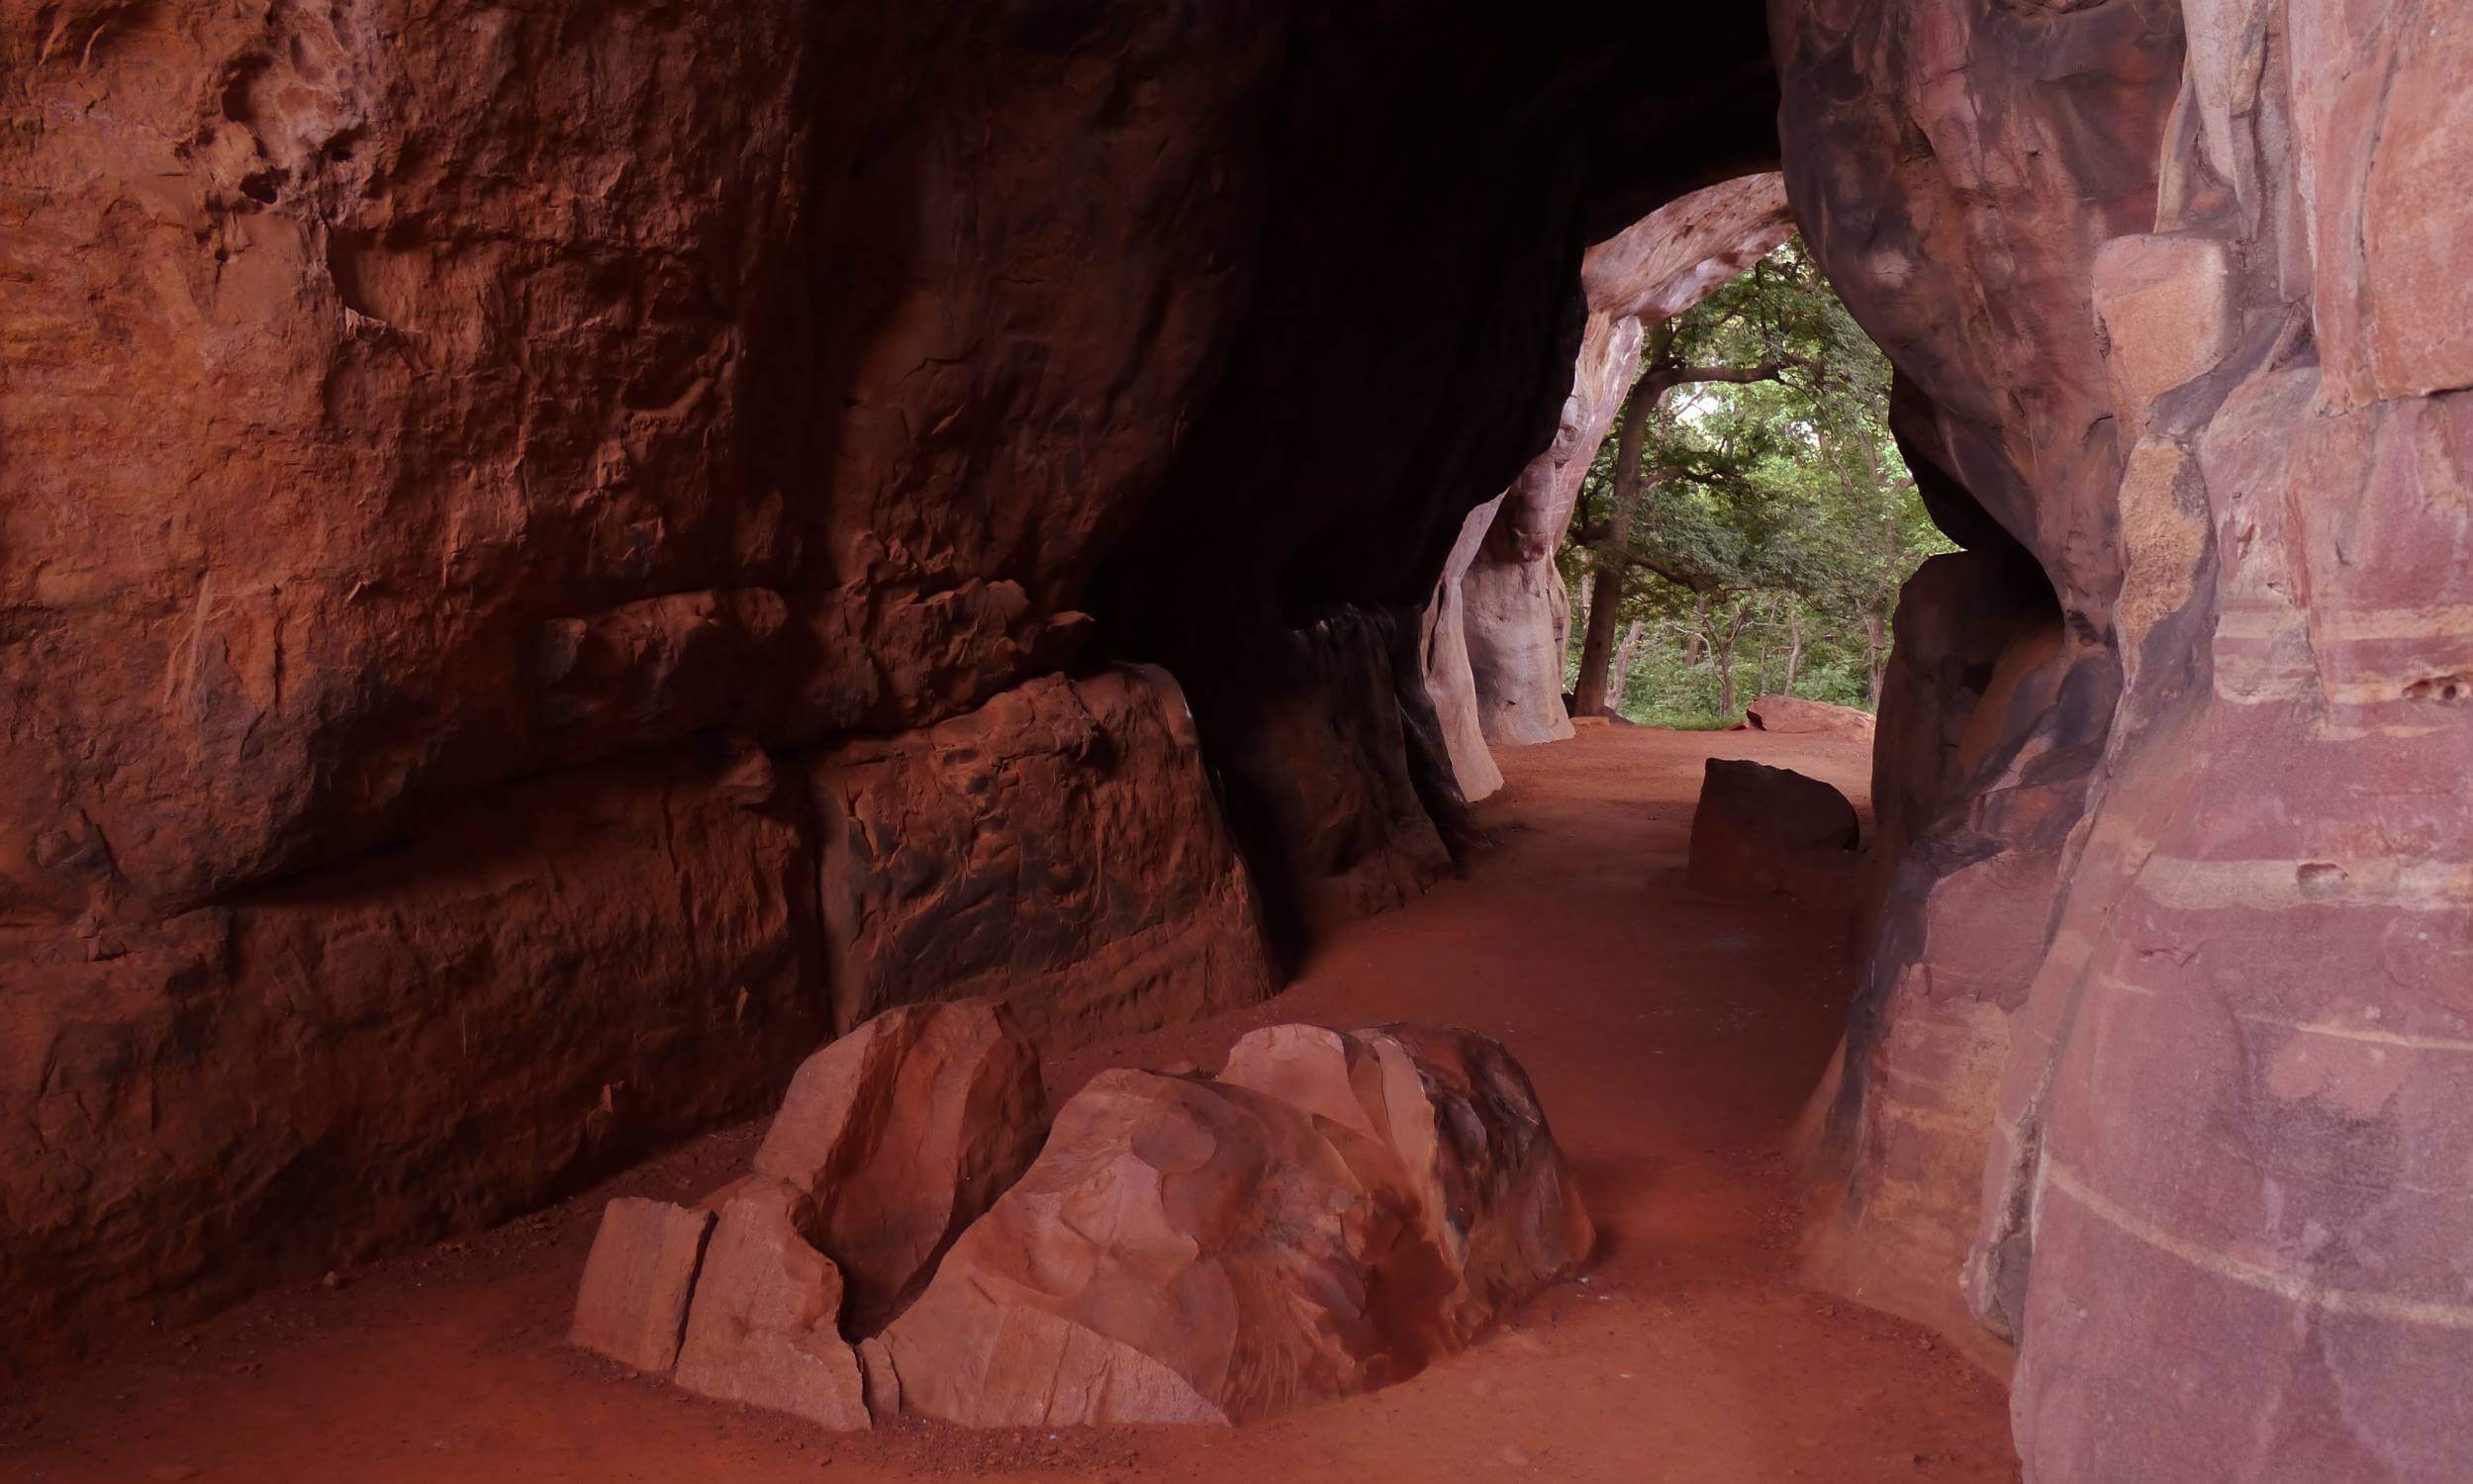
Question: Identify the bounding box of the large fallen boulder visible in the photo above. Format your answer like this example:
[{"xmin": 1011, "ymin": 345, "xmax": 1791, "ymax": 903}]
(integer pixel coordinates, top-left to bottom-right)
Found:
[
  {"xmin": 883, "ymin": 1025, "xmax": 1590, "ymax": 1426},
  {"xmin": 751, "ymin": 997, "xmax": 1046, "ymax": 1334},
  {"xmin": 1745, "ymin": 695, "xmax": 1875, "ymax": 738},
  {"xmin": 1686, "ymin": 758, "xmax": 1861, "ymax": 907}
]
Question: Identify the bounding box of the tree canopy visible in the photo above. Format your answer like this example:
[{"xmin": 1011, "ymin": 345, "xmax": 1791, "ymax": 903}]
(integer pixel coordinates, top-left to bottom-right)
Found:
[{"xmin": 1560, "ymin": 237, "xmax": 1952, "ymax": 726}]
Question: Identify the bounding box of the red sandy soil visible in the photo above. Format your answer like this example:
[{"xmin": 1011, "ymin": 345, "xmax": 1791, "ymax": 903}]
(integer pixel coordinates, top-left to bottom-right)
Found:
[{"xmin": 3, "ymin": 726, "xmax": 2019, "ymax": 1483}]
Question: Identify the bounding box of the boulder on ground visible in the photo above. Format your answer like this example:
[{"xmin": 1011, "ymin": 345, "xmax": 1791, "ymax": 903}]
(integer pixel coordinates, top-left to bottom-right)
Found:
[
  {"xmin": 1217, "ymin": 1023, "xmax": 1594, "ymax": 1344},
  {"xmin": 751, "ymin": 997, "xmax": 1046, "ymax": 1335},
  {"xmin": 882, "ymin": 1068, "xmax": 1407, "ymax": 1426},
  {"xmin": 1745, "ymin": 695, "xmax": 1875, "ymax": 737},
  {"xmin": 575, "ymin": 1011, "xmax": 1588, "ymax": 1431},
  {"xmin": 671, "ymin": 1178, "xmax": 870, "ymax": 1431},
  {"xmin": 885, "ymin": 1025, "xmax": 1591, "ymax": 1426},
  {"xmin": 569, "ymin": 1197, "xmax": 714, "ymax": 1373},
  {"xmin": 1686, "ymin": 758, "xmax": 1861, "ymax": 905}
]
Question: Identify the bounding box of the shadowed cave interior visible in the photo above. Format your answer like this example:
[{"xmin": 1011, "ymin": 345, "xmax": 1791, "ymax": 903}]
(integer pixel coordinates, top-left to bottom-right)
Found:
[{"xmin": 4, "ymin": 3, "xmax": 2469, "ymax": 1481}]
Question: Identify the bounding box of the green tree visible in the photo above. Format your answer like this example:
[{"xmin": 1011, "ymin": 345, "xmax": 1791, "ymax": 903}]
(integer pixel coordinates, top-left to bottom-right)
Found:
[{"xmin": 1561, "ymin": 237, "xmax": 1951, "ymax": 725}]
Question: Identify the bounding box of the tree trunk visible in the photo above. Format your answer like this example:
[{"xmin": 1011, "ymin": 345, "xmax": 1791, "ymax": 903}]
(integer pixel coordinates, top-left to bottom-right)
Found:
[
  {"xmin": 1682, "ymin": 593, "xmax": 1709, "ymax": 666},
  {"xmin": 1711, "ymin": 604, "xmax": 1748, "ymax": 721},
  {"xmin": 1607, "ymin": 616, "xmax": 1648, "ymax": 714},
  {"xmin": 1570, "ymin": 381, "xmax": 1655, "ymax": 716},
  {"xmin": 1783, "ymin": 611, "xmax": 1804, "ymax": 695},
  {"xmin": 1863, "ymin": 608, "xmax": 1887, "ymax": 706}
]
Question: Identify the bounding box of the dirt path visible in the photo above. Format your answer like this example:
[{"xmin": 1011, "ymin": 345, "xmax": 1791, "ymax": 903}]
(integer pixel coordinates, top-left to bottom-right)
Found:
[{"xmin": 4, "ymin": 726, "xmax": 2018, "ymax": 1483}]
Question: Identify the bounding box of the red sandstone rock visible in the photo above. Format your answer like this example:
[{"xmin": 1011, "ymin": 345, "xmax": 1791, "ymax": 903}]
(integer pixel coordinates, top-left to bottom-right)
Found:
[
  {"xmin": 1201, "ymin": 614, "xmax": 1459, "ymax": 938},
  {"xmin": 1792, "ymin": 548, "xmax": 2068, "ymax": 1373},
  {"xmin": 856, "ymin": 1337, "xmax": 902, "ymax": 1422},
  {"xmin": 1782, "ymin": 3, "xmax": 2473, "ymax": 1478},
  {"xmin": 884, "ymin": 1026, "xmax": 1588, "ymax": 1427},
  {"xmin": 0, "ymin": 3, "xmax": 1784, "ymax": 1365},
  {"xmin": 1743, "ymin": 696, "xmax": 1874, "ymax": 738},
  {"xmin": 569, "ymin": 1198, "xmax": 714, "ymax": 1374},
  {"xmin": 671, "ymin": 1179, "xmax": 869, "ymax": 1432},
  {"xmin": 1220, "ymin": 1023, "xmax": 1595, "ymax": 1340},
  {"xmin": 750, "ymin": 998, "xmax": 1046, "ymax": 1335},
  {"xmin": 1773, "ymin": 0, "xmax": 2175, "ymax": 1388},
  {"xmin": 880, "ymin": 1069, "xmax": 1413, "ymax": 1426},
  {"xmin": 808, "ymin": 667, "xmax": 1277, "ymax": 1045},
  {"xmin": 1685, "ymin": 759, "xmax": 1860, "ymax": 906},
  {"xmin": 3, "ymin": 746, "xmax": 828, "ymax": 1369}
]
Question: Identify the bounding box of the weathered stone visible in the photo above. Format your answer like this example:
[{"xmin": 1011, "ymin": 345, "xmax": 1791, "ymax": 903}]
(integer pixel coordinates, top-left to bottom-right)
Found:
[
  {"xmin": 1219, "ymin": 1023, "xmax": 1594, "ymax": 1341},
  {"xmin": 1783, "ymin": 3, "xmax": 2473, "ymax": 1477},
  {"xmin": 751, "ymin": 998, "xmax": 1046, "ymax": 1335},
  {"xmin": 1774, "ymin": 0, "xmax": 2172, "ymax": 1392},
  {"xmin": 1197, "ymin": 612, "xmax": 1459, "ymax": 944},
  {"xmin": 0, "ymin": 3, "xmax": 1787, "ymax": 1363},
  {"xmin": 2294, "ymin": 0, "xmax": 2473, "ymax": 407},
  {"xmin": 1743, "ymin": 696, "xmax": 1875, "ymax": 739},
  {"xmin": 1421, "ymin": 496, "xmax": 1512, "ymax": 801},
  {"xmin": 884, "ymin": 1028, "xmax": 1588, "ymax": 1428},
  {"xmin": 672, "ymin": 1179, "xmax": 869, "ymax": 1432},
  {"xmin": 1788, "ymin": 546, "xmax": 2073, "ymax": 1377},
  {"xmin": 808, "ymin": 667, "xmax": 1277, "ymax": 1047},
  {"xmin": 2091, "ymin": 232, "xmax": 2238, "ymax": 446},
  {"xmin": 1685, "ymin": 759, "xmax": 1861, "ymax": 906},
  {"xmin": 2, "ymin": 746, "xmax": 825, "ymax": 1370},
  {"xmin": 881, "ymin": 1069, "xmax": 1415, "ymax": 1427},
  {"xmin": 856, "ymin": 1337, "xmax": 902, "ymax": 1422},
  {"xmin": 569, "ymin": 1198, "xmax": 714, "ymax": 1374}
]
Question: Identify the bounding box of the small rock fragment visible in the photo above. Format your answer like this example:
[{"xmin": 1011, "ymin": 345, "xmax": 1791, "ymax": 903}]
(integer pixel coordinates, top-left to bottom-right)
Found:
[
  {"xmin": 857, "ymin": 1336, "xmax": 902, "ymax": 1421},
  {"xmin": 569, "ymin": 1197, "xmax": 714, "ymax": 1373},
  {"xmin": 672, "ymin": 1179, "xmax": 869, "ymax": 1431}
]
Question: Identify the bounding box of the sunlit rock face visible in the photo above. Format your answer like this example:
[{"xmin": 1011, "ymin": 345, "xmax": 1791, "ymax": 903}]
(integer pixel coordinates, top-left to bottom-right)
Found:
[
  {"xmin": 1780, "ymin": 1, "xmax": 2473, "ymax": 1477},
  {"xmin": 0, "ymin": 2, "xmax": 1777, "ymax": 1362}
]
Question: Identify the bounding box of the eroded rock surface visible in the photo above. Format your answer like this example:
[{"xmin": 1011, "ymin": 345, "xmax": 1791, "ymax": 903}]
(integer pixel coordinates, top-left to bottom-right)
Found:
[
  {"xmin": 884, "ymin": 1025, "xmax": 1589, "ymax": 1427},
  {"xmin": 1, "ymin": 2, "xmax": 1781, "ymax": 1363},
  {"xmin": 569, "ymin": 1198, "xmax": 715, "ymax": 1375},
  {"xmin": 1685, "ymin": 759, "xmax": 1861, "ymax": 908},
  {"xmin": 1219, "ymin": 1023, "xmax": 1596, "ymax": 1341},
  {"xmin": 671, "ymin": 1178, "xmax": 870, "ymax": 1431},
  {"xmin": 1781, "ymin": 2, "xmax": 2473, "ymax": 1477},
  {"xmin": 751, "ymin": 998, "xmax": 1046, "ymax": 1335},
  {"xmin": 807, "ymin": 667, "xmax": 1277, "ymax": 1045}
]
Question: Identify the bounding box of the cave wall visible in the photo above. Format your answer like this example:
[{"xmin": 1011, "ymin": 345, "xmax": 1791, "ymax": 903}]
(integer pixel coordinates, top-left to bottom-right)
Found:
[
  {"xmin": 1778, "ymin": 0, "xmax": 2473, "ymax": 1477},
  {"xmin": 0, "ymin": 0, "xmax": 1290, "ymax": 1366},
  {"xmin": 0, "ymin": 1, "xmax": 1780, "ymax": 1364}
]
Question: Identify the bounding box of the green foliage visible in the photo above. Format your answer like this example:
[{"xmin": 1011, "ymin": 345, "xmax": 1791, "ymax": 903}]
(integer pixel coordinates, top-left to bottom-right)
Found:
[{"xmin": 1561, "ymin": 236, "xmax": 1953, "ymax": 724}]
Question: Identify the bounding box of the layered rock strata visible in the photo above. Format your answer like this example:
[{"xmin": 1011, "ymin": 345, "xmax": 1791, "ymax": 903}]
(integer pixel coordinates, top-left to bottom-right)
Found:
[{"xmin": 1778, "ymin": 2, "xmax": 2473, "ymax": 1477}]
